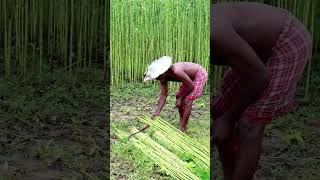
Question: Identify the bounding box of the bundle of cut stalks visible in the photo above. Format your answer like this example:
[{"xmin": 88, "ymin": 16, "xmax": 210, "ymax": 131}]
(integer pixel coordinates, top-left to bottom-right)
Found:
[
  {"xmin": 113, "ymin": 115, "xmax": 210, "ymax": 180},
  {"xmin": 114, "ymin": 127, "xmax": 200, "ymax": 180},
  {"xmin": 139, "ymin": 115, "xmax": 210, "ymax": 170}
]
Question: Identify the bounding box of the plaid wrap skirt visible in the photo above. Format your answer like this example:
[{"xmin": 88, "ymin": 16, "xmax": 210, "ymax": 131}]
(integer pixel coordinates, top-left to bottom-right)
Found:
[{"xmin": 176, "ymin": 66, "xmax": 208, "ymax": 101}]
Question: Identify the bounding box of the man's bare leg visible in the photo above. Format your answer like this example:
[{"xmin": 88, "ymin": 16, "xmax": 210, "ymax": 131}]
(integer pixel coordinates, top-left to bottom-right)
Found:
[
  {"xmin": 178, "ymin": 102, "xmax": 185, "ymax": 128},
  {"xmin": 215, "ymin": 124, "xmax": 239, "ymax": 180},
  {"xmin": 213, "ymin": 112, "xmax": 238, "ymax": 180},
  {"xmin": 180, "ymin": 99, "xmax": 193, "ymax": 132},
  {"xmin": 216, "ymin": 140, "xmax": 238, "ymax": 180},
  {"xmin": 231, "ymin": 121, "xmax": 265, "ymax": 180}
]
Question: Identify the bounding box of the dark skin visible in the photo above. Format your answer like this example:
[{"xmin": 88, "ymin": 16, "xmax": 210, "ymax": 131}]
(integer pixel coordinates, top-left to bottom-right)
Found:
[
  {"xmin": 211, "ymin": 2, "xmax": 288, "ymax": 180},
  {"xmin": 151, "ymin": 62, "xmax": 201, "ymax": 132}
]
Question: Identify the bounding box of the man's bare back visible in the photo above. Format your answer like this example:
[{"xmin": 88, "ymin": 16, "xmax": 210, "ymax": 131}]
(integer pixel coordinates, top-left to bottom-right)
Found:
[
  {"xmin": 168, "ymin": 62, "xmax": 201, "ymax": 81},
  {"xmin": 156, "ymin": 62, "xmax": 202, "ymax": 83},
  {"xmin": 212, "ymin": 2, "xmax": 289, "ymax": 62}
]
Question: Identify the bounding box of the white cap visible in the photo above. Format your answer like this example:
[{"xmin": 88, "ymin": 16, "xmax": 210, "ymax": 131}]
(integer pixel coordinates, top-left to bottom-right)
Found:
[{"xmin": 143, "ymin": 56, "xmax": 172, "ymax": 82}]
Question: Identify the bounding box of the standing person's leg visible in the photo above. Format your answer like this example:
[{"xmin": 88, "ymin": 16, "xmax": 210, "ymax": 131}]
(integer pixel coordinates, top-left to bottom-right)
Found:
[
  {"xmin": 231, "ymin": 121, "xmax": 266, "ymax": 180},
  {"xmin": 181, "ymin": 67, "xmax": 208, "ymax": 132},
  {"xmin": 213, "ymin": 115, "xmax": 266, "ymax": 180},
  {"xmin": 180, "ymin": 99, "xmax": 193, "ymax": 132},
  {"xmin": 178, "ymin": 101, "xmax": 186, "ymax": 131},
  {"xmin": 212, "ymin": 69, "xmax": 241, "ymax": 179},
  {"xmin": 178, "ymin": 104, "xmax": 184, "ymax": 120},
  {"xmin": 176, "ymin": 83, "xmax": 188, "ymax": 130},
  {"xmin": 216, "ymin": 135, "xmax": 239, "ymax": 180}
]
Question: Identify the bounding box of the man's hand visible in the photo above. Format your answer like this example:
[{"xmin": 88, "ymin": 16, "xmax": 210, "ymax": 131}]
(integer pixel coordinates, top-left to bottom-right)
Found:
[
  {"xmin": 213, "ymin": 113, "xmax": 236, "ymax": 146},
  {"xmin": 151, "ymin": 111, "xmax": 160, "ymax": 119},
  {"xmin": 176, "ymin": 98, "xmax": 183, "ymax": 108}
]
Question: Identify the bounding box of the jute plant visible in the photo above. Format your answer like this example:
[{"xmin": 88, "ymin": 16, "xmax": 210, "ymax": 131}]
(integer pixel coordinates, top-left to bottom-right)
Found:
[
  {"xmin": 110, "ymin": 0, "xmax": 210, "ymax": 85},
  {"xmin": 0, "ymin": 0, "xmax": 108, "ymax": 82}
]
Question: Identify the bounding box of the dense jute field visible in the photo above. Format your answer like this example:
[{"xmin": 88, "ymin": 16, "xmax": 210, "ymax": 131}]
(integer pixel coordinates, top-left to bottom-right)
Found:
[
  {"xmin": 0, "ymin": 0, "xmax": 109, "ymax": 82},
  {"xmin": 110, "ymin": 0, "xmax": 210, "ymax": 84}
]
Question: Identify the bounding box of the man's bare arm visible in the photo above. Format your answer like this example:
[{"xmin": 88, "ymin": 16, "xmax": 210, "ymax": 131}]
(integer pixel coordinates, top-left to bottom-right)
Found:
[
  {"xmin": 155, "ymin": 81, "xmax": 168, "ymax": 114},
  {"xmin": 213, "ymin": 22, "xmax": 270, "ymax": 121},
  {"xmin": 174, "ymin": 69, "xmax": 194, "ymax": 100}
]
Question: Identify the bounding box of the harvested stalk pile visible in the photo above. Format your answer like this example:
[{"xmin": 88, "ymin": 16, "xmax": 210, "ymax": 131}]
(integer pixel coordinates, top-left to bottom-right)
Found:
[{"xmin": 113, "ymin": 115, "xmax": 210, "ymax": 180}]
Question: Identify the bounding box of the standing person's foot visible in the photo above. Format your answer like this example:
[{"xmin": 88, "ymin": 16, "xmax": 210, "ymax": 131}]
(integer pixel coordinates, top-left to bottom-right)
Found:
[{"xmin": 180, "ymin": 126, "xmax": 187, "ymax": 132}]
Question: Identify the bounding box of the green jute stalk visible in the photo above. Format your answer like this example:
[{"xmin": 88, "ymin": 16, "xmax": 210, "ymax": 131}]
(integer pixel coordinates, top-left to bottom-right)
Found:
[{"xmin": 114, "ymin": 127, "xmax": 201, "ymax": 180}]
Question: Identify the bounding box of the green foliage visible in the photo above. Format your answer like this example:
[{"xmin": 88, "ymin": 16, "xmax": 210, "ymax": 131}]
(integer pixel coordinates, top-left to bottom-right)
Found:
[
  {"xmin": 282, "ymin": 129, "xmax": 305, "ymax": 146},
  {"xmin": 180, "ymin": 153, "xmax": 210, "ymax": 180}
]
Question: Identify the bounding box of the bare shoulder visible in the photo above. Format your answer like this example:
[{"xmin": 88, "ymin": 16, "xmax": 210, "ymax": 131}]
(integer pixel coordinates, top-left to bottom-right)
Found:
[{"xmin": 171, "ymin": 63, "xmax": 183, "ymax": 73}]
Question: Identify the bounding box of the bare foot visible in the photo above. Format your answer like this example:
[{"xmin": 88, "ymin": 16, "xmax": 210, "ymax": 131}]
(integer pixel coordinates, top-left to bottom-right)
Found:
[{"xmin": 180, "ymin": 126, "xmax": 187, "ymax": 133}]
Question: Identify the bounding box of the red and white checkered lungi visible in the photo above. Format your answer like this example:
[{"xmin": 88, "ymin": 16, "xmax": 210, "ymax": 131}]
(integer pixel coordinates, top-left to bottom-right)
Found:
[
  {"xmin": 176, "ymin": 66, "xmax": 208, "ymax": 101},
  {"xmin": 212, "ymin": 12, "xmax": 312, "ymax": 124}
]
